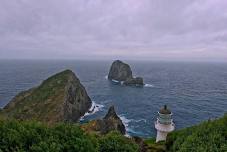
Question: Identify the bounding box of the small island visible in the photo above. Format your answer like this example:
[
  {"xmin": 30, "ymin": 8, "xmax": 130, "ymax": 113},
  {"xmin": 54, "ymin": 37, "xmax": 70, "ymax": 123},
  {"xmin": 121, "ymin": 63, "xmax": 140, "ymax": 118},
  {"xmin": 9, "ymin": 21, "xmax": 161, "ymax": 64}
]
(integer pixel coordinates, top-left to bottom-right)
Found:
[{"xmin": 108, "ymin": 60, "xmax": 144, "ymax": 86}]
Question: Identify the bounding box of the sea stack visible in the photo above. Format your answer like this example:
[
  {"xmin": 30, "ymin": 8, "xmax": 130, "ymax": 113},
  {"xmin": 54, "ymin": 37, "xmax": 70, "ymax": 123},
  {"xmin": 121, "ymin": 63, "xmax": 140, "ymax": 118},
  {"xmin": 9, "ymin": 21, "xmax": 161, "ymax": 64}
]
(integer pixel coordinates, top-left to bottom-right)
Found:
[
  {"xmin": 108, "ymin": 60, "xmax": 144, "ymax": 86},
  {"xmin": 102, "ymin": 106, "xmax": 126, "ymax": 134},
  {"xmin": 1, "ymin": 70, "xmax": 92, "ymax": 124},
  {"xmin": 82, "ymin": 106, "xmax": 126, "ymax": 135}
]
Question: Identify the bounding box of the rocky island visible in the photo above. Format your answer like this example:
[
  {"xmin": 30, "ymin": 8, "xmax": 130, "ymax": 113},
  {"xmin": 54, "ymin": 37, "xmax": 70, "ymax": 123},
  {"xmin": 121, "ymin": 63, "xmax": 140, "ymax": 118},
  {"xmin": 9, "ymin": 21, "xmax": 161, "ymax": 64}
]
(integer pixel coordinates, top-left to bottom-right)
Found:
[
  {"xmin": 108, "ymin": 60, "xmax": 144, "ymax": 86},
  {"xmin": 82, "ymin": 106, "xmax": 126, "ymax": 134},
  {"xmin": 0, "ymin": 70, "xmax": 92, "ymax": 124}
]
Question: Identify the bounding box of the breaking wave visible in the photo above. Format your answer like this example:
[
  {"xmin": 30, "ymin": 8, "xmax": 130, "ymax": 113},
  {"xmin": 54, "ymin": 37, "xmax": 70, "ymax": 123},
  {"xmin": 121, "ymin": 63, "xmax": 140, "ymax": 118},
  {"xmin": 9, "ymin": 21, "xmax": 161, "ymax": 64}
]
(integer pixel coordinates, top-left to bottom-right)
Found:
[
  {"xmin": 80, "ymin": 101, "xmax": 104, "ymax": 120},
  {"xmin": 119, "ymin": 115, "xmax": 133, "ymax": 137},
  {"xmin": 144, "ymin": 84, "xmax": 154, "ymax": 87}
]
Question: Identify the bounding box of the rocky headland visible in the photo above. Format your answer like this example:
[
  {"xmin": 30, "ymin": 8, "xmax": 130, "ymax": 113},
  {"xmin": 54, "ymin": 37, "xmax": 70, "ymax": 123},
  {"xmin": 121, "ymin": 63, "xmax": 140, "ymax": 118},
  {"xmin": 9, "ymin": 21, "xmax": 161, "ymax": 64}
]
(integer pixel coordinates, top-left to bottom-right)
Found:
[
  {"xmin": 108, "ymin": 60, "xmax": 144, "ymax": 86},
  {"xmin": 0, "ymin": 70, "xmax": 92, "ymax": 124}
]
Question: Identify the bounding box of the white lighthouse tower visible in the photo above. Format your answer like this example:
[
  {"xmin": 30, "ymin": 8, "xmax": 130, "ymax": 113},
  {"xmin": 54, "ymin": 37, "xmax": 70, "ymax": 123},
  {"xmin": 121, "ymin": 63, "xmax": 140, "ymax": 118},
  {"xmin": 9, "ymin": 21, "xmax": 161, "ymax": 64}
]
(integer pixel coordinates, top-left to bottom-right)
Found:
[{"xmin": 155, "ymin": 105, "xmax": 175, "ymax": 142}]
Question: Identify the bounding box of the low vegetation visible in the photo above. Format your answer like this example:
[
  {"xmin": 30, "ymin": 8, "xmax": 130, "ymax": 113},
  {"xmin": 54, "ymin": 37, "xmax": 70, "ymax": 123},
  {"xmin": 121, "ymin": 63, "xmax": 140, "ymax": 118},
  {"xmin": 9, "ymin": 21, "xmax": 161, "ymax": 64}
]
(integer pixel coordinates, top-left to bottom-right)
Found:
[
  {"xmin": 0, "ymin": 119, "xmax": 138, "ymax": 152},
  {"xmin": 143, "ymin": 138, "xmax": 165, "ymax": 152},
  {"xmin": 1, "ymin": 111, "xmax": 227, "ymax": 152},
  {"xmin": 166, "ymin": 114, "xmax": 227, "ymax": 152}
]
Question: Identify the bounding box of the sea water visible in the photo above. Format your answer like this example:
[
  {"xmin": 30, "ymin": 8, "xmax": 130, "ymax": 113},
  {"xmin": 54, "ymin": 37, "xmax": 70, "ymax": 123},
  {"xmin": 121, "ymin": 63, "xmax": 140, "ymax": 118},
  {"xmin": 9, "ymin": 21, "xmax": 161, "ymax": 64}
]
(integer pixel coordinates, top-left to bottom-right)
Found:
[{"xmin": 0, "ymin": 60, "xmax": 227, "ymax": 137}]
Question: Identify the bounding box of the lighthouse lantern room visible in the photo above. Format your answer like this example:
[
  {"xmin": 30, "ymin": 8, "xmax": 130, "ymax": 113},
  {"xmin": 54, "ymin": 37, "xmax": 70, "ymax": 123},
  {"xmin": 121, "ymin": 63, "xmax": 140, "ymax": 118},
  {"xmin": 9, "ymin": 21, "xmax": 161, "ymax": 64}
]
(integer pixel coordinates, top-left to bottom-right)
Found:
[{"xmin": 155, "ymin": 105, "xmax": 175, "ymax": 142}]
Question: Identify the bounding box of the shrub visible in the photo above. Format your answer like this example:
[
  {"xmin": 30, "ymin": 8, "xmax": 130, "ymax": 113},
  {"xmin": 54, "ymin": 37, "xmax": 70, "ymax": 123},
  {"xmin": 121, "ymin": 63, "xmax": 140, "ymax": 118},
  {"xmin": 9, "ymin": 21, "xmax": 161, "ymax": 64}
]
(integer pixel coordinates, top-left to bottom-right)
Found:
[
  {"xmin": 99, "ymin": 131, "xmax": 139, "ymax": 152},
  {"xmin": 166, "ymin": 114, "xmax": 227, "ymax": 152},
  {"xmin": 0, "ymin": 120, "xmax": 95, "ymax": 152},
  {"xmin": 0, "ymin": 120, "xmax": 139, "ymax": 152}
]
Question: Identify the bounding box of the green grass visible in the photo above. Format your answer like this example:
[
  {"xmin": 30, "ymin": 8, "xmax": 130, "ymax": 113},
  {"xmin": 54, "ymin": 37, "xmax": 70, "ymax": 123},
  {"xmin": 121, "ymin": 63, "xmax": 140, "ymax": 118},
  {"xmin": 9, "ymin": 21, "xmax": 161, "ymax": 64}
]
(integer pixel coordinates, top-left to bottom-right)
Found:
[
  {"xmin": 144, "ymin": 137, "xmax": 156, "ymax": 145},
  {"xmin": 144, "ymin": 138, "xmax": 166, "ymax": 152}
]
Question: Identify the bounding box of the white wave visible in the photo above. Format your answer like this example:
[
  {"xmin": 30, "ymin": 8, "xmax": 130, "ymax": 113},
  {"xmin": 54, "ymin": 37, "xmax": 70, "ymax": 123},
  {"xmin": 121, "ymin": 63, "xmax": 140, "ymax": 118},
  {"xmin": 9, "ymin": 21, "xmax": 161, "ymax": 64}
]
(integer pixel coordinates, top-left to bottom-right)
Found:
[
  {"xmin": 127, "ymin": 128, "xmax": 139, "ymax": 134},
  {"xmin": 133, "ymin": 119, "xmax": 147, "ymax": 123},
  {"xmin": 119, "ymin": 116, "xmax": 148, "ymax": 137},
  {"xmin": 105, "ymin": 76, "xmax": 123, "ymax": 84},
  {"xmin": 124, "ymin": 127, "xmax": 138, "ymax": 137},
  {"xmin": 111, "ymin": 79, "xmax": 120, "ymax": 83},
  {"xmin": 119, "ymin": 115, "xmax": 133, "ymax": 137},
  {"xmin": 144, "ymin": 84, "xmax": 154, "ymax": 87},
  {"xmin": 119, "ymin": 115, "xmax": 132, "ymax": 128},
  {"xmin": 80, "ymin": 101, "xmax": 104, "ymax": 120}
]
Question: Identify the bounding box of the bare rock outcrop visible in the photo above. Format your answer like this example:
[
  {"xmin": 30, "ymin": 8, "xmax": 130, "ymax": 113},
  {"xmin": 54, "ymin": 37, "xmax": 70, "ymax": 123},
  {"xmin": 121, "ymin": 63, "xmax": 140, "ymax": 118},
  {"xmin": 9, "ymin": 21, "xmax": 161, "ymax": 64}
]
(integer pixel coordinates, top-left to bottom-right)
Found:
[
  {"xmin": 82, "ymin": 106, "xmax": 126, "ymax": 135},
  {"xmin": 108, "ymin": 60, "xmax": 144, "ymax": 86}
]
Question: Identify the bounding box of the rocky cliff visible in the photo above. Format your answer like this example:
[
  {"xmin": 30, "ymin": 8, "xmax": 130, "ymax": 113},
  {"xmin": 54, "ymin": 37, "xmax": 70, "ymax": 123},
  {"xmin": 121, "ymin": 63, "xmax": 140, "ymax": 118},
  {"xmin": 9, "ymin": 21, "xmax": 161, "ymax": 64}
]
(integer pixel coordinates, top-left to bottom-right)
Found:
[
  {"xmin": 82, "ymin": 106, "xmax": 126, "ymax": 135},
  {"xmin": 124, "ymin": 77, "xmax": 144, "ymax": 86},
  {"xmin": 108, "ymin": 60, "xmax": 144, "ymax": 86},
  {"xmin": 1, "ymin": 70, "xmax": 92, "ymax": 124}
]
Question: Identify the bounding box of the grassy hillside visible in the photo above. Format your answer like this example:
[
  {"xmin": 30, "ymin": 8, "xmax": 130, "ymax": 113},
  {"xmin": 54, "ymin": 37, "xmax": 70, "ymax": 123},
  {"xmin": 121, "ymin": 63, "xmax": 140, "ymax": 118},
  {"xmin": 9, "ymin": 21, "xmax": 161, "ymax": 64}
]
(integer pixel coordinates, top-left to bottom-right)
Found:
[
  {"xmin": 166, "ymin": 114, "xmax": 227, "ymax": 152},
  {"xmin": 0, "ymin": 69, "xmax": 92, "ymax": 124},
  {"xmin": 1, "ymin": 70, "xmax": 72, "ymax": 121},
  {"xmin": 0, "ymin": 119, "xmax": 138, "ymax": 152}
]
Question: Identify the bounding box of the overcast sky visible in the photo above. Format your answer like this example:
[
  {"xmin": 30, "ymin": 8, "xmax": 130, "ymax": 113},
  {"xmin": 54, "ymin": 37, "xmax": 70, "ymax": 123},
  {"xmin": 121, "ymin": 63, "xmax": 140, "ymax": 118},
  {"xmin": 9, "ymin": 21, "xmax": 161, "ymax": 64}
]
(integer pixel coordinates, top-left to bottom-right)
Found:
[{"xmin": 0, "ymin": 0, "xmax": 226, "ymax": 61}]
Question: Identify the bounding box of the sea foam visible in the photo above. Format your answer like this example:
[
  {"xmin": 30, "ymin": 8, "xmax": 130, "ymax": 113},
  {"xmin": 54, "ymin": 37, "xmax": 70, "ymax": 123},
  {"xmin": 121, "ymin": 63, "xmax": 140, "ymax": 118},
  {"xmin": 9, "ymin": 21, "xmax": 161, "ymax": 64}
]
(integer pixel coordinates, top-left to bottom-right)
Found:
[
  {"xmin": 119, "ymin": 115, "xmax": 149, "ymax": 137},
  {"xmin": 80, "ymin": 101, "xmax": 104, "ymax": 120},
  {"xmin": 144, "ymin": 84, "xmax": 154, "ymax": 87},
  {"xmin": 119, "ymin": 115, "xmax": 134, "ymax": 137}
]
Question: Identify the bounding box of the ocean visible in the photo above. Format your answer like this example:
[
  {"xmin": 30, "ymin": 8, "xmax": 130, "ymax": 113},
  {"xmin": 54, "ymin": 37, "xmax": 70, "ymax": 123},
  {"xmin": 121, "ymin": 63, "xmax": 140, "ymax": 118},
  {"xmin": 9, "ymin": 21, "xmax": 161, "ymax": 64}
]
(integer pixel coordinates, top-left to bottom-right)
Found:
[{"xmin": 0, "ymin": 60, "xmax": 227, "ymax": 138}]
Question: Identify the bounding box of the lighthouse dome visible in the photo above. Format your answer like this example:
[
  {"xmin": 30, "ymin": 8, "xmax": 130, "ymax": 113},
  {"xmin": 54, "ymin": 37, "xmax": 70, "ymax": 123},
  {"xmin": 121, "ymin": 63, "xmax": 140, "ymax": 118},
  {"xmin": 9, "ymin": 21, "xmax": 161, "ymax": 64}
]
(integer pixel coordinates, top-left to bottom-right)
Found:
[{"xmin": 159, "ymin": 105, "xmax": 171, "ymax": 114}]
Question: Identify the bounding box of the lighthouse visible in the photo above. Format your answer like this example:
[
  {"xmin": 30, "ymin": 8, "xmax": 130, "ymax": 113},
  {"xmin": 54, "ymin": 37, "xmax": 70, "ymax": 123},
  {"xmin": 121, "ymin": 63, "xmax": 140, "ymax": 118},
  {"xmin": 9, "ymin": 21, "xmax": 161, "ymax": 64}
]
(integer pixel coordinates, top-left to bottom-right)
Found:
[{"xmin": 155, "ymin": 105, "xmax": 175, "ymax": 142}]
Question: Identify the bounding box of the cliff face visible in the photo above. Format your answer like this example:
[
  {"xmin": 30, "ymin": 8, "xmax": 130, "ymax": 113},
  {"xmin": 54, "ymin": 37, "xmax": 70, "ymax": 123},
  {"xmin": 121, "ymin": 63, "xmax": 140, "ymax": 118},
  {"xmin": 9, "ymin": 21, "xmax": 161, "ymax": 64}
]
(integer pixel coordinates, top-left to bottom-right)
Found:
[
  {"xmin": 102, "ymin": 106, "xmax": 126, "ymax": 134},
  {"xmin": 82, "ymin": 106, "xmax": 126, "ymax": 135},
  {"xmin": 1, "ymin": 70, "xmax": 91, "ymax": 124},
  {"xmin": 108, "ymin": 60, "xmax": 144, "ymax": 86}
]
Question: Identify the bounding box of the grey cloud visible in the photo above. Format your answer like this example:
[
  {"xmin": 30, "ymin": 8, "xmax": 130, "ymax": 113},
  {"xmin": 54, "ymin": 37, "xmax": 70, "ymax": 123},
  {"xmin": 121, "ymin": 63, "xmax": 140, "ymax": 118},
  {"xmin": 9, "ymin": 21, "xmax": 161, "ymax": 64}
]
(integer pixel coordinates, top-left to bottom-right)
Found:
[{"xmin": 0, "ymin": 0, "xmax": 226, "ymax": 61}]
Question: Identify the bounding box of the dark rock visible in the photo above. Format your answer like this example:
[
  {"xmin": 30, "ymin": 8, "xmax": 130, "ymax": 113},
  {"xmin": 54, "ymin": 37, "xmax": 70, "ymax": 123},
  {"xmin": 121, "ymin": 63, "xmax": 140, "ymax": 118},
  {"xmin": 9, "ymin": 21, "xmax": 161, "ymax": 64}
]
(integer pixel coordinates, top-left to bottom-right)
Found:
[
  {"xmin": 108, "ymin": 60, "xmax": 144, "ymax": 86},
  {"xmin": 102, "ymin": 106, "xmax": 126, "ymax": 134},
  {"xmin": 108, "ymin": 60, "xmax": 133, "ymax": 81},
  {"xmin": 82, "ymin": 106, "xmax": 126, "ymax": 135},
  {"xmin": 159, "ymin": 105, "xmax": 171, "ymax": 114},
  {"xmin": 124, "ymin": 77, "xmax": 144, "ymax": 86},
  {"xmin": 64, "ymin": 71, "xmax": 92, "ymax": 122},
  {"xmin": 104, "ymin": 105, "xmax": 119, "ymax": 119},
  {"xmin": 1, "ymin": 70, "xmax": 92, "ymax": 124}
]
